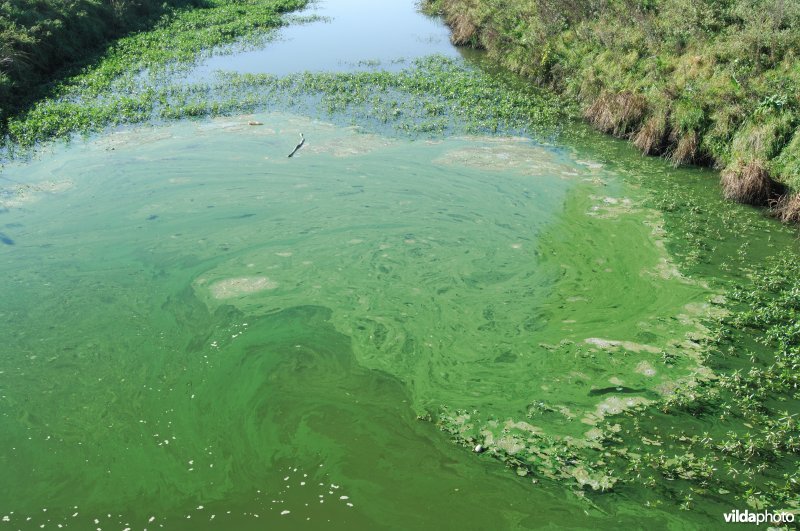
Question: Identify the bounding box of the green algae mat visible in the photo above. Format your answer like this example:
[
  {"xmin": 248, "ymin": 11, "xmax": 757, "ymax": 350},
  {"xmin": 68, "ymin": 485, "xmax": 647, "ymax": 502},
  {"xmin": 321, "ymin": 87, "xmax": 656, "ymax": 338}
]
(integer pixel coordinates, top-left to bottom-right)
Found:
[
  {"xmin": 0, "ymin": 112, "xmax": 759, "ymax": 529},
  {"xmin": 2, "ymin": 0, "xmax": 800, "ymax": 525}
]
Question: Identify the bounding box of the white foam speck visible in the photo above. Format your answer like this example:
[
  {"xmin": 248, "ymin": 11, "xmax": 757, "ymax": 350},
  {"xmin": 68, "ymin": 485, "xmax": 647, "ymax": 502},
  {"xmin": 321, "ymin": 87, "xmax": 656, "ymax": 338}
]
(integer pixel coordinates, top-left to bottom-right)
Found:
[{"xmin": 280, "ymin": 511, "xmax": 290, "ymax": 516}]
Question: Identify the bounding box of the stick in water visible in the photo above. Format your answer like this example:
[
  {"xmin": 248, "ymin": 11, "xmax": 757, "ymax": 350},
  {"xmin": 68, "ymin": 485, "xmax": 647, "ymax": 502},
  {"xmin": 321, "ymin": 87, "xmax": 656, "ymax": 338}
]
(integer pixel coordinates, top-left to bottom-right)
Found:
[{"xmin": 287, "ymin": 133, "xmax": 305, "ymax": 158}]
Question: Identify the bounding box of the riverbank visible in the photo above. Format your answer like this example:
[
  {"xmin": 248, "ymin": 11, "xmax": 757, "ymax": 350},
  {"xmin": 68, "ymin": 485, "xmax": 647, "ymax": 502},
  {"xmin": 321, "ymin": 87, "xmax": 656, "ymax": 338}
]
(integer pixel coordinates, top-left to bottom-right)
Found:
[
  {"xmin": 0, "ymin": 0, "xmax": 308, "ymax": 133},
  {"xmin": 0, "ymin": 0, "xmax": 202, "ymax": 126},
  {"xmin": 423, "ymin": 0, "xmax": 800, "ymax": 222}
]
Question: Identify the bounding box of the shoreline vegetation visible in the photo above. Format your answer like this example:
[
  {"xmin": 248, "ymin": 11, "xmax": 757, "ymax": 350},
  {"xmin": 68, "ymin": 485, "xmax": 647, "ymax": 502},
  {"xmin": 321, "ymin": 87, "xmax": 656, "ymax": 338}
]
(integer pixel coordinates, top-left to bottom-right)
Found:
[
  {"xmin": 422, "ymin": 0, "xmax": 800, "ymax": 223},
  {"xmin": 0, "ymin": 0, "xmax": 202, "ymax": 126},
  {"xmin": 0, "ymin": 0, "xmax": 308, "ymax": 135}
]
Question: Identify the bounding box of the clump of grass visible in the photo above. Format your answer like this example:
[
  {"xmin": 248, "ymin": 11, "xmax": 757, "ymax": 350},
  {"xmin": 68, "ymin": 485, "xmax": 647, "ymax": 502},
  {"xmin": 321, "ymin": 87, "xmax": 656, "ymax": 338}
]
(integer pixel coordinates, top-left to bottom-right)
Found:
[
  {"xmin": 448, "ymin": 12, "xmax": 480, "ymax": 45},
  {"xmin": 731, "ymin": 115, "xmax": 796, "ymax": 164},
  {"xmin": 426, "ymin": 0, "xmax": 482, "ymax": 47},
  {"xmin": 772, "ymin": 192, "xmax": 800, "ymax": 223},
  {"xmin": 633, "ymin": 112, "xmax": 668, "ymax": 155},
  {"xmin": 670, "ymin": 130, "xmax": 698, "ymax": 167},
  {"xmin": 720, "ymin": 159, "xmax": 782, "ymax": 205},
  {"xmin": 584, "ymin": 91, "xmax": 647, "ymax": 138}
]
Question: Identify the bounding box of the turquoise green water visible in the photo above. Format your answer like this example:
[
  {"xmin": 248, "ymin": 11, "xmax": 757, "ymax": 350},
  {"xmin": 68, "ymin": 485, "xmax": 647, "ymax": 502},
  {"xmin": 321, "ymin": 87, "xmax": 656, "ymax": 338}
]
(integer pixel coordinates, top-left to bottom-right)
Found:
[{"xmin": 0, "ymin": 114, "xmax": 751, "ymax": 528}]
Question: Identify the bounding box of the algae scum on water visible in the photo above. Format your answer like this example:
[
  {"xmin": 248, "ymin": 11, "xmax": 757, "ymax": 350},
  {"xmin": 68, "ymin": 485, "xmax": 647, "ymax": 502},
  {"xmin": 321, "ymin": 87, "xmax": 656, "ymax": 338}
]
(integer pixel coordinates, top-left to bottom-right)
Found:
[
  {"xmin": 1, "ymin": 0, "xmax": 799, "ymax": 528},
  {"xmin": 0, "ymin": 112, "xmax": 739, "ymax": 529}
]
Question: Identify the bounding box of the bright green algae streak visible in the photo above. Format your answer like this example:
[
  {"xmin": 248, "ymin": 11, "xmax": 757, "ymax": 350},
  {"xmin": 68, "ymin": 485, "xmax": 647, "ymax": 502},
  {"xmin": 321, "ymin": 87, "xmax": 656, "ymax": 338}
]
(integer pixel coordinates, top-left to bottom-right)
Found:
[{"xmin": 0, "ymin": 113, "xmax": 731, "ymax": 528}]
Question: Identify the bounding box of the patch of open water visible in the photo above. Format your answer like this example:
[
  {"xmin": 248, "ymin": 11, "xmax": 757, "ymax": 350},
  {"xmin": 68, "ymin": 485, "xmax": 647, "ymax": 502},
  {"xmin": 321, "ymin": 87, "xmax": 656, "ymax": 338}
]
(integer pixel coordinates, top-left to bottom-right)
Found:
[{"xmin": 190, "ymin": 0, "xmax": 463, "ymax": 80}]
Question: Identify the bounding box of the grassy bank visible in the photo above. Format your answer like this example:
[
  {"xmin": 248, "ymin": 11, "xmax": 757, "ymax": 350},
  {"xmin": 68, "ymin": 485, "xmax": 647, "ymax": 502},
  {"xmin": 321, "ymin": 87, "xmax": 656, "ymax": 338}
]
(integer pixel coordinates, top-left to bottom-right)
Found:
[
  {"xmin": 0, "ymin": 0, "xmax": 317, "ymax": 149},
  {"xmin": 0, "ymin": 0, "xmax": 211, "ymax": 128},
  {"xmin": 423, "ymin": 0, "xmax": 800, "ymax": 221}
]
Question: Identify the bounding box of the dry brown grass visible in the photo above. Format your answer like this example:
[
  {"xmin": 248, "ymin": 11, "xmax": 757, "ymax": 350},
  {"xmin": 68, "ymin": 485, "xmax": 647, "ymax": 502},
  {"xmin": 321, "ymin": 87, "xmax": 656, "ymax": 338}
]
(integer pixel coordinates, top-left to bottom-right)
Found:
[
  {"xmin": 446, "ymin": 12, "xmax": 478, "ymax": 45},
  {"xmin": 771, "ymin": 192, "xmax": 800, "ymax": 223},
  {"xmin": 428, "ymin": 0, "xmax": 481, "ymax": 46},
  {"xmin": 670, "ymin": 131, "xmax": 698, "ymax": 166},
  {"xmin": 633, "ymin": 114, "xmax": 668, "ymax": 155},
  {"xmin": 584, "ymin": 91, "xmax": 647, "ymax": 137},
  {"xmin": 720, "ymin": 159, "xmax": 780, "ymax": 205}
]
